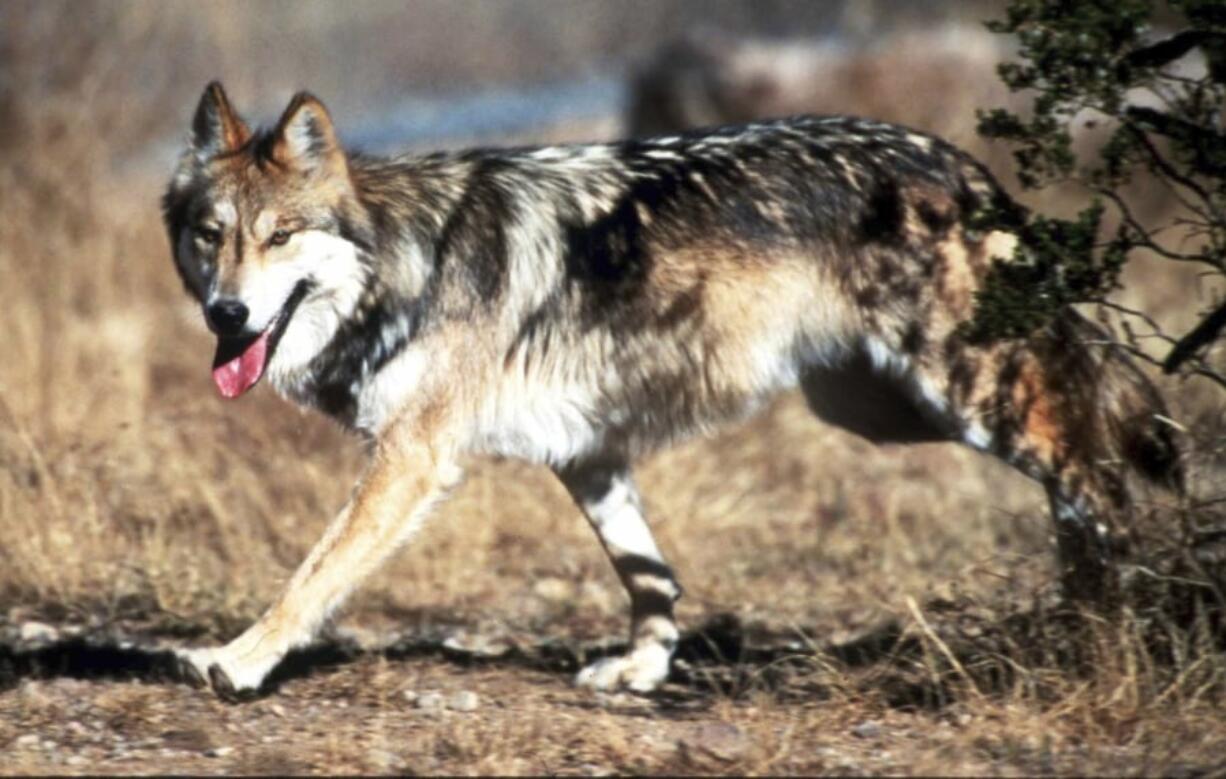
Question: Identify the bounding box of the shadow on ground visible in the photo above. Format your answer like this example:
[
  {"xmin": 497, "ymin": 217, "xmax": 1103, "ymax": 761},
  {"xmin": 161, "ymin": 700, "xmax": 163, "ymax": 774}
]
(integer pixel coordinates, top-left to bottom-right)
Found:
[
  {"xmin": 0, "ymin": 613, "xmax": 907, "ymax": 702},
  {"xmin": 3, "ymin": 549, "xmax": 1222, "ymax": 713}
]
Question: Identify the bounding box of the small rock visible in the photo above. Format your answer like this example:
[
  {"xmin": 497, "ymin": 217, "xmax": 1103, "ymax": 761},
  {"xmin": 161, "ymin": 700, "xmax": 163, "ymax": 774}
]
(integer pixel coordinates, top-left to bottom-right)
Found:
[
  {"xmin": 369, "ymin": 748, "xmax": 401, "ymax": 772},
  {"xmin": 65, "ymin": 755, "xmax": 88, "ymax": 767},
  {"xmin": 533, "ymin": 577, "xmax": 572, "ymax": 602},
  {"xmin": 47, "ymin": 677, "xmax": 88, "ymax": 694},
  {"xmin": 442, "ymin": 632, "xmax": 511, "ymax": 658},
  {"xmin": 161, "ymin": 728, "xmax": 212, "ymax": 752},
  {"xmin": 18, "ymin": 680, "xmax": 51, "ymax": 707},
  {"xmin": 42, "ymin": 740, "xmax": 58, "ymax": 751},
  {"xmin": 852, "ymin": 721, "xmax": 883, "ymax": 739},
  {"xmin": 677, "ymin": 722, "xmax": 750, "ymax": 764},
  {"xmin": 267, "ymin": 703, "xmax": 287, "ymax": 718},
  {"xmin": 204, "ymin": 746, "xmax": 234, "ymax": 758},
  {"xmin": 593, "ymin": 691, "xmax": 635, "ymax": 708},
  {"xmin": 20, "ymin": 621, "xmax": 58, "ymax": 643},
  {"xmin": 15, "ymin": 733, "xmax": 40, "ymax": 748},
  {"xmin": 448, "ymin": 690, "xmax": 480, "ymax": 712},
  {"xmin": 414, "ymin": 692, "xmax": 445, "ymax": 711}
]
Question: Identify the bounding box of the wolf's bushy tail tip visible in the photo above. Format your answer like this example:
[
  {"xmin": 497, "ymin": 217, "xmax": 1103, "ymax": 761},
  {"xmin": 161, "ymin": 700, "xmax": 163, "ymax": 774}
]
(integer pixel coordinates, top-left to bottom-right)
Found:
[
  {"xmin": 1096, "ymin": 338, "xmax": 1185, "ymax": 496},
  {"xmin": 1120, "ymin": 411, "xmax": 1185, "ymax": 495}
]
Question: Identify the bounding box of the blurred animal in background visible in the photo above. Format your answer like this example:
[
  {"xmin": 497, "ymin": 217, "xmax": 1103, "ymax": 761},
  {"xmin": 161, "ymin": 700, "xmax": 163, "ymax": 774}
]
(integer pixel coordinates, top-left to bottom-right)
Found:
[
  {"xmin": 162, "ymin": 81, "xmax": 1179, "ymax": 700},
  {"xmin": 628, "ymin": 25, "xmax": 1022, "ymax": 180}
]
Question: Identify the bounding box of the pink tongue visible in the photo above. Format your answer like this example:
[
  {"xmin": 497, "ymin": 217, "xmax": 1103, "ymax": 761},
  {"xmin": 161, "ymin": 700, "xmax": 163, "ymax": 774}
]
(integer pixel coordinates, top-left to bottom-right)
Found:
[{"xmin": 211, "ymin": 330, "xmax": 270, "ymax": 399}]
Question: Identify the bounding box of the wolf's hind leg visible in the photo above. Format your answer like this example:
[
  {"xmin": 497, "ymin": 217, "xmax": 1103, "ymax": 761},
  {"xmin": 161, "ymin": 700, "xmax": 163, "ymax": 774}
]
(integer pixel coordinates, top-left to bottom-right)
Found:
[
  {"xmin": 1047, "ymin": 487, "xmax": 1114, "ymax": 602},
  {"xmin": 557, "ymin": 459, "xmax": 682, "ymax": 693}
]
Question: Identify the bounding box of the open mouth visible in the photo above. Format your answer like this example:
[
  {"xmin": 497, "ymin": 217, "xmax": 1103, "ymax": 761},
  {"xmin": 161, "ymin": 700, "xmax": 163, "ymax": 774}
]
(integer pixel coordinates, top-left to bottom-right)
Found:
[{"xmin": 210, "ymin": 281, "xmax": 311, "ymax": 399}]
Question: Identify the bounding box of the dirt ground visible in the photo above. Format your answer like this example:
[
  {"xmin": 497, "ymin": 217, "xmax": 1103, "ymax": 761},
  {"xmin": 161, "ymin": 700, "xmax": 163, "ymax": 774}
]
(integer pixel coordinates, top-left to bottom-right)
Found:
[{"xmin": 3, "ymin": 603, "xmax": 1225, "ymax": 776}]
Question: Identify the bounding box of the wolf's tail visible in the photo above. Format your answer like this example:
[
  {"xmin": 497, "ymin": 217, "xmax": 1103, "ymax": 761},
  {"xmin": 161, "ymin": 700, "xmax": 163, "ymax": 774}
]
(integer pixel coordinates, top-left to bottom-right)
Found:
[
  {"xmin": 1060, "ymin": 313, "xmax": 1185, "ymax": 496},
  {"xmin": 1037, "ymin": 313, "xmax": 1184, "ymax": 602}
]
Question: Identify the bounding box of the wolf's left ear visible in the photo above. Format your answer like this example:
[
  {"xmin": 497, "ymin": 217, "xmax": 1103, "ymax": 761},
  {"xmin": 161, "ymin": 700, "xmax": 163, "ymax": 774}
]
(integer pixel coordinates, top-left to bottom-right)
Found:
[
  {"xmin": 192, "ymin": 81, "xmax": 251, "ymax": 155},
  {"xmin": 271, "ymin": 92, "xmax": 346, "ymax": 174}
]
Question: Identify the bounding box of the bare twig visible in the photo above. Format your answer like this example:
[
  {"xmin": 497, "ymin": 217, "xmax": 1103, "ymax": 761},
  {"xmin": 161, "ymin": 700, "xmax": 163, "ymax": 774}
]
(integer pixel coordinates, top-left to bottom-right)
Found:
[
  {"xmin": 1094, "ymin": 188, "xmax": 1222, "ymax": 269},
  {"xmin": 1164, "ymin": 299, "xmax": 1226, "ymax": 374},
  {"xmin": 1125, "ymin": 121, "xmax": 1223, "ymax": 225}
]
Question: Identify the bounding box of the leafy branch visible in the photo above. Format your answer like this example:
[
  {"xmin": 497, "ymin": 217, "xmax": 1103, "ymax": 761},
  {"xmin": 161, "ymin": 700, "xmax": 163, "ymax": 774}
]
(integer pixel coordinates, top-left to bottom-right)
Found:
[{"xmin": 970, "ymin": 0, "xmax": 1226, "ymax": 386}]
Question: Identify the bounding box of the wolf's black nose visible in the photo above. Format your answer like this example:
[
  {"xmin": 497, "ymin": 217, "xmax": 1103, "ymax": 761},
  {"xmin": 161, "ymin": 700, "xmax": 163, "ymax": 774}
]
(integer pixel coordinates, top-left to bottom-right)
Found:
[{"xmin": 207, "ymin": 299, "xmax": 249, "ymax": 336}]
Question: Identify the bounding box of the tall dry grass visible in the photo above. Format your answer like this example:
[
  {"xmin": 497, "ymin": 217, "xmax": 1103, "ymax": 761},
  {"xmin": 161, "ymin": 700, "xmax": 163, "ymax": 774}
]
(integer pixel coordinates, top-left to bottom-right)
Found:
[{"xmin": 0, "ymin": 2, "xmax": 1222, "ymax": 762}]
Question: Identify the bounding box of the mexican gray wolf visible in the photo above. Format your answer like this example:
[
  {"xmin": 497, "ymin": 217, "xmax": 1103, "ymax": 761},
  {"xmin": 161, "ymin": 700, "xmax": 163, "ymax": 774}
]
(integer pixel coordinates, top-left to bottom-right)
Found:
[{"xmin": 163, "ymin": 82, "xmax": 1181, "ymax": 700}]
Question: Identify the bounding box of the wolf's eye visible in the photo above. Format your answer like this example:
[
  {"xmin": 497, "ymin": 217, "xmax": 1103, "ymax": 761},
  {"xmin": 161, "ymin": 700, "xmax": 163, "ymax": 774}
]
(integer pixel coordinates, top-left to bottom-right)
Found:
[
  {"xmin": 196, "ymin": 226, "xmax": 222, "ymax": 246},
  {"xmin": 269, "ymin": 229, "xmax": 293, "ymax": 247}
]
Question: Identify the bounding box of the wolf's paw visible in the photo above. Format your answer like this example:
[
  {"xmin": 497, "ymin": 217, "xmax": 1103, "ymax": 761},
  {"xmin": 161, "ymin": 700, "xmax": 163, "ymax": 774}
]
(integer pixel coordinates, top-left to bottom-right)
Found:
[
  {"xmin": 575, "ymin": 645, "xmax": 671, "ymax": 693},
  {"xmin": 174, "ymin": 647, "xmax": 266, "ymax": 702}
]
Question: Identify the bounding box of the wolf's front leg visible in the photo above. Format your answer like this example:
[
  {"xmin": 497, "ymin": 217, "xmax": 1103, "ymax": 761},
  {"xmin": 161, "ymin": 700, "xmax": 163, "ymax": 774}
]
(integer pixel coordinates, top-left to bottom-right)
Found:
[
  {"xmin": 177, "ymin": 429, "xmax": 462, "ymax": 700},
  {"xmin": 557, "ymin": 460, "xmax": 683, "ymax": 693}
]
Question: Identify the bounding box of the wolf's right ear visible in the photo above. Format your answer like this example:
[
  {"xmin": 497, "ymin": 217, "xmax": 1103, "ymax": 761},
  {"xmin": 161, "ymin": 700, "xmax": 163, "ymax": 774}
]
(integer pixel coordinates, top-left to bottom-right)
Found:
[{"xmin": 191, "ymin": 81, "xmax": 251, "ymax": 155}]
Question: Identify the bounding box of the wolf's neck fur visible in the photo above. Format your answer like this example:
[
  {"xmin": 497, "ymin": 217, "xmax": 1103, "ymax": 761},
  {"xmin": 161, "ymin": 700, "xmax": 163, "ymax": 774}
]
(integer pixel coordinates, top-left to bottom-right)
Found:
[{"xmin": 273, "ymin": 152, "xmax": 482, "ymax": 427}]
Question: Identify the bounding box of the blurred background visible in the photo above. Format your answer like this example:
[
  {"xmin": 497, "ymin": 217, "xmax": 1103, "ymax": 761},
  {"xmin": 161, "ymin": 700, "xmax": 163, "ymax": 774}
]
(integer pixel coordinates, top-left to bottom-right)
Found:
[
  {"xmin": 0, "ymin": 0, "xmax": 1208, "ymax": 641},
  {"xmin": 1, "ymin": 1, "xmax": 1005, "ymax": 155}
]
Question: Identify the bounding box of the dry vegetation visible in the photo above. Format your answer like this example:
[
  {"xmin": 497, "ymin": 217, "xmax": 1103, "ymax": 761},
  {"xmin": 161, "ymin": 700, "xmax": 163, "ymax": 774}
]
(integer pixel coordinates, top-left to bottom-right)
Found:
[{"xmin": 0, "ymin": 1, "xmax": 1224, "ymax": 774}]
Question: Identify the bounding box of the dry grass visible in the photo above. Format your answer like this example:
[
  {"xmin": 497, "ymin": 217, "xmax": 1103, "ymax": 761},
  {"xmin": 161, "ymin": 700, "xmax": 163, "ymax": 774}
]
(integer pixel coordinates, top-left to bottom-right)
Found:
[{"xmin": 1, "ymin": 1, "xmax": 1224, "ymax": 774}]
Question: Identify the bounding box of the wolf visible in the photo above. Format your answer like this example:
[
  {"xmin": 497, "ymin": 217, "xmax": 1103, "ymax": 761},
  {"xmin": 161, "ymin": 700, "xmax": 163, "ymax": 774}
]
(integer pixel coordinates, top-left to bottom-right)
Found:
[{"xmin": 163, "ymin": 82, "xmax": 1181, "ymax": 700}]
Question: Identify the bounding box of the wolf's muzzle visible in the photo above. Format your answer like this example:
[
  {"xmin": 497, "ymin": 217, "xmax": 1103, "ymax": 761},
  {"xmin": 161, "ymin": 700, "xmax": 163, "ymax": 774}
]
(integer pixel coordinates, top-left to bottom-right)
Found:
[{"xmin": 207, "ymin": 299, "xmax": 250, "ymax": 337}]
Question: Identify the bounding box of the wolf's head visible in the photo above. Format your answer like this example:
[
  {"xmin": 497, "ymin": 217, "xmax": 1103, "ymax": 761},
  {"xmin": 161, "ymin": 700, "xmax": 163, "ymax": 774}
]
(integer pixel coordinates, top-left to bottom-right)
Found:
[{"xmin": 163, "ymin": 83, "xmax": 371, "ymax": 399}]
